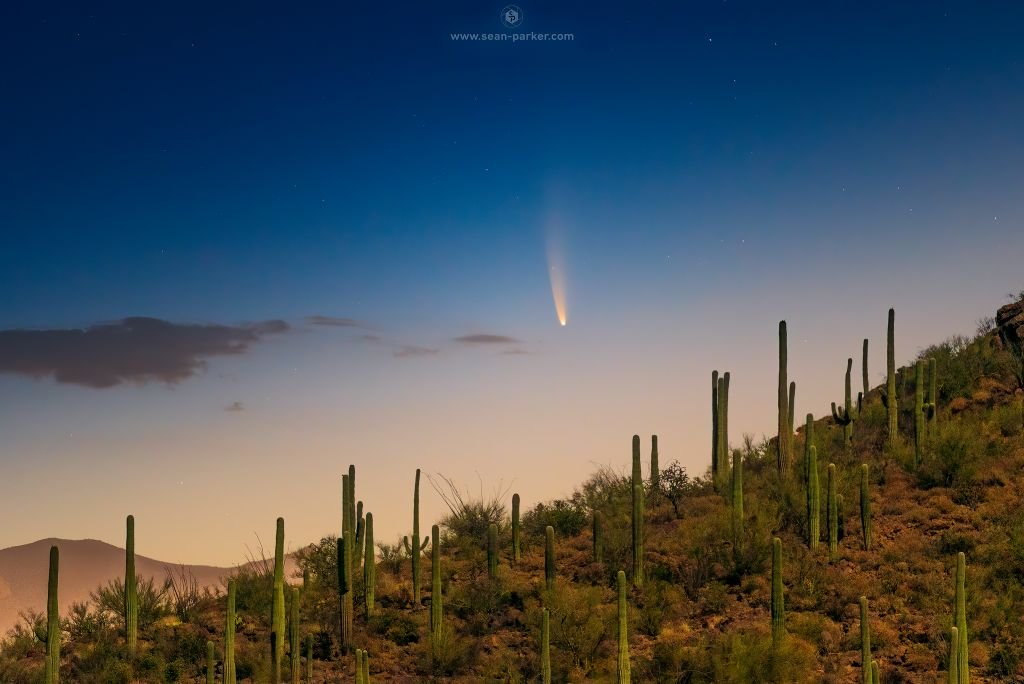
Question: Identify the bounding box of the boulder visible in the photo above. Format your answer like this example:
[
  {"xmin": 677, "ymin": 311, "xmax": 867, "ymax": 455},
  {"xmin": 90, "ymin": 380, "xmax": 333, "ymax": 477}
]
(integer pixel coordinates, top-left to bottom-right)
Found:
[{"xmin": 996, "ymin": 297, "xmax": 1024, "ymax": 350}]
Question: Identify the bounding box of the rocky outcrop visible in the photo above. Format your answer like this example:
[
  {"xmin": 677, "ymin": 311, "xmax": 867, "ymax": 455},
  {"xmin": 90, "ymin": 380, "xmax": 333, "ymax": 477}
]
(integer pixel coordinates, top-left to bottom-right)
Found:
[{"xmin": 997, "ymin": 297, "xmax": 1024, "ymax": 351}]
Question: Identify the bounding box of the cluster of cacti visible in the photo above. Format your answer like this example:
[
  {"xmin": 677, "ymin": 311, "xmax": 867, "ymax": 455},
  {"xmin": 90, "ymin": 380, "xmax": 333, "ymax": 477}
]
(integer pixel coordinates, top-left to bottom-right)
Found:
[
  {"xmin": 125, "ymin": 514, "xmax": 138, "ymax": 656},
  {"xmin": 827, "ymin": 464, "xmax": 838, "ymax": 560},
  {"xmin": 404, "ymin": 468, "xmax": 429, "ymax": 606},
  {"xmin": 882, "ymin": 308, "xmax": 899, "ymax": 448},
  {"xmin": 860, "ymin": 596, "xmax": 872, "ymax": 684},
  {"xmin": 541, "ymin": 607, "xmax": 551, "ymax": 683},
  {"xmin": 953, "ymin": 552, "xmax": 969, "ymax": 683},
  {"xmin": 592, "ymin": 511, "xmax": 604, "ymax": 564},
  {"xmin": 430, "ymin": 525, "xmax": 442, "ymax": 635},
  {"xmin": 731, "ymin": 447, "xmax": 743, "ymax": 545},
  {"xmin": 225, "ymin": 580, "xmax": 237, "ymax": 684},
  {"xmin": 807, "ymin": 446, "xmax": 820, "ymax": 550},
  {"xmin": 511, "ymin": 493, "xmax": 521, "ymax": 563},
  {"xmin": 771, "ymin": 537, "xmax": 785, "ymax": 648},
  {"xmin": 616, "ymin": 570, "xmax": 630, "ymax": 684},
  {"xmin": 272, "ymin": 517, "xmax": 286, "ymax": 682},
  {"xmin": 860, "ymin": 464, "xmax": 872, "ymax": 550},
  {"xmin": 831, "ymin": 357, "xmax": 862, "ymax": 445},
  {"xmin": 545, "ymin": 525, "xmax": 556, "ymax": 590},
  {"xmin": 206, "ymin": 639, "xmax": 215, "ymax": 684},
  {"xmin": 46, "ymin": 546, "xmax": 59, "ymax": 684},
  {"xmin": 354, "ymin": 648, "xmax": 370, "ymax": 683},
  {"xmin": 487, "ymin": 523, "xmax": 498, "ymax": 579},
  {"xmin": 778, "ymin": 321, "xmax": 792, "ymax": 472},
  {"xmin": 711, "ymin": 371, "xmax": 731, "ymax": 485},
  {"xmin": 290, "ymin": 586, "xmax": 300, "ymax": 684},
  {"xmin": 631, "ymin": 435, "xmax": 645, "ymax": 587}
]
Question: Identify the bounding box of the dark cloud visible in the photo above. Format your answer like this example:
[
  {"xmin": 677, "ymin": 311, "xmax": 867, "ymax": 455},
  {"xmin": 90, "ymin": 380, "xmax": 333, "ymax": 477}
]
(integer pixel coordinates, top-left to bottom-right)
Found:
[
  {"xmin": 306, "ymin": 315, "xmax": 361, "ymax": 328},
  {"xmin": 393, "ymin": 345, "xmax": 439, "ymax": 358},
  {"xmin": 454, "ymin": 334, "xmax": 520, "ymax": 345},
  {"xmin": 0, "ymin": 317, "xmax": 289, "ymax": 388},
  {"xmin": 501, "ymin": 349, "xmax": 532, "ymax": 355},
  {"xmin": 224, "ymin": 401, "xmax": 245, "ymax": 412}
]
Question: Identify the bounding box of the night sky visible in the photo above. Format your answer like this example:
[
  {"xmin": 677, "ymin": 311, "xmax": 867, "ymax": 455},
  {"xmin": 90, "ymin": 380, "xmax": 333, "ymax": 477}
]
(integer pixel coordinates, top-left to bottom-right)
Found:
[{"xmin": 1, "ymin": 2, "xmax": 1022, "ymax": 564}]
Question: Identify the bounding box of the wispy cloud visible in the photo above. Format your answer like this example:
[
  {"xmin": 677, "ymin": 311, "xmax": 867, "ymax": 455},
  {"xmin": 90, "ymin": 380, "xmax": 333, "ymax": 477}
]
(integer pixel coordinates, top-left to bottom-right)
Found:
[
  {"xmin": 501, "ymin": 348, "xmax": 532, "ymax": 355},
  {"xmin": 224, "ymin": 401, "xmax": 245, "ymax": 412},
  {"xmin": 454, "ymin": 334, "xmax": 520, "ymax": 345},
  {"xmin": 306, "ymin": 315, "xmax": 362, "ymax": 328},
  {"xmin": 0, "ymin": 317, "xmax": 288, "ymax": 388},
  {"xmin": 393, "ymin": 345, "xmax": 439, "ymax": 358}
]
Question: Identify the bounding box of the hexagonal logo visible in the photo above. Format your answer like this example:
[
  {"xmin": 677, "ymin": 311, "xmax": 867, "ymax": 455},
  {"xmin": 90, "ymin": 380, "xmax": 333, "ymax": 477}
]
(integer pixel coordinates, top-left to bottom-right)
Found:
[{"xmin": 501, "ymin": 5, "xmax": 523, "ymax": 28}]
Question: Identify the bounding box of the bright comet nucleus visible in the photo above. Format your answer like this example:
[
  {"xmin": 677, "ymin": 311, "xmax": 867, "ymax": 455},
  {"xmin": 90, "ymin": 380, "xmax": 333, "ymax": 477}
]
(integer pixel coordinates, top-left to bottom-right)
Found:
[{"xmin": 545, "ymin": 229, "xmax": 568, "ymax": 327}]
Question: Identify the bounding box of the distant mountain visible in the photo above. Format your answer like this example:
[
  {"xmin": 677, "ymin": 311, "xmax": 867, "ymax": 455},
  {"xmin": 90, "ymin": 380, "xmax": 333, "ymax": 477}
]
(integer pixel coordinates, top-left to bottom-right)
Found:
[{"xmin": 0, "ymin": 538, "xmax": 234, "ymax": 634}]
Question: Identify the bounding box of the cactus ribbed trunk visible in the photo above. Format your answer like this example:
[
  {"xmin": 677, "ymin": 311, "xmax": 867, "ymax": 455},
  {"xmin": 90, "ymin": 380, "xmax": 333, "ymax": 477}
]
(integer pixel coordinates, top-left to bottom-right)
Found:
[
  {"xmin": 592, "ymin": 511, "xmax": 604, "ymax": 564},
  {"xmin": 541, "ymin": 607, "xmax": 551, "ymax": 684},
  {"xmin": 125, "ymin": 514, "xmax": 138, "ymax": 656},
  {"xmin": 544, "ymin": 525, "xmax": 555, "ymax": 590},
  {"xmin": 290, "ymin": 587, "xmax": 300, "ymax": 684},
  {"xmin": 511, "ymin": 493, "xmax": 521, "ymax": 563},
  {"xmin": 711, "ymin": 370, "xmax": 720, "ymax": 481},
  {"xmin": 777, "ymin": 321, "xmax": 791, "ymax": 473},
  {"xmin": 862, "ymin": 338, "xmax": 870, "ymax": 398},
  {"xmin": 721, "ymin": 373, "xmax": 731, "ymax": 481},
  {"xmin": 631, "ymin": 435, "xmax": 642, "ymax": 491},
  {"xmin": 771, "ymin": 537, "xmax": 784, "ymax": 648},
  {"xmin": 808, "ymin": 446, "xmax": 820, "ymax": 550},
  {"xmin": 631, "ymin": 484, "xmax": 644, "ymax": 587},
  {"xmin": 731, "ymin": 449, "xmax": 743, "ymax": 545},
  {"xmin": 487, "ymin": 523, "xmax": 498, "ymax": 579},
  {"xmin": 955, "ymin": 552, "xmax": 969, "ymax": 683},
  {"xmin": 915, "ymin": 359, "xmax": 925, "ymax": 466},
  {"xmin": 616, "ymin": 570, "xmax": 630, "ymax": 684},
  {"xmin": 804, "ymin": 413, "xmax": 814, "ymax": 521},
  {"xmin": 206, "ymin": 639, "xmax": 215, "ymax": 684},
  {"xmin": 872, "ymin": 661, "xmax": 880, "ymax": 684},
  {"xmin": 929, "ymin": 357, "xmax": 939, "ymax": 437},
  {"xmin": 650, "ymin": 435, "xmax": 659, "ymax": 490},
  {"xmin": 355, "ymin": 649, "xmax": 365, "ymax": 684},
  {"xmin": 225, "ymin": 580, "xmax": 236, "ymax": 684},
  {"xmin": 306, "ymin": 634, "xmax": 313, "ymax": 681},
  {"xmin": 364, "ymin": 512, "xmax": 375, "ymax": 617},
  {"xmin": 272, "ymin": 517, "xmax": 286, "ymax": 683},
  {"xmin": 827, "ymin": 464, "xmax": 838, "ymax": 560},
  {"xmin": 860, "ymin": 596, "xmax": 871, "ymax": 684},
  {"xmin": 788, "ymin": 381, "xmax": 796, "ymax": 436},
  {"xmin": 430, "ymin": 525, "xmax": 442, "ymax": 634},
  {"xmin": 844, "ymin": 358, "xmax": 855, "ymax": 444},
  {"xmin": 354, "ymin": 501, "xmax": 365, "ymax": 571},
  {"xmin": 886, "ymin": 308, "xmax": 899, "ymax": 449},
  {"xmin": 45, "ymin": 545, "xmax": 59, "ymax": 684},
  {"xmin": 337, "ymin": 537, "xmax": 352, "ymax": 650},
  {"xmin": 860, "ymin": 464, "xmax": 872, "ymax": 551},
  {"xmin": 948, "ymin": 626, "xmax": 959, "ymax": 684},
  {"xmin": 411, "ymin": 468, "xmax": 423, "ymax": 606}
]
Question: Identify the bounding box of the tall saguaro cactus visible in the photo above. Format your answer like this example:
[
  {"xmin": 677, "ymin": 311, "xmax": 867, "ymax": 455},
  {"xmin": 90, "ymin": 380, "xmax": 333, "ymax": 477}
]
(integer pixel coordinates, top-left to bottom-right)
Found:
[
  {"xmin": 808, "ymin": 446, "xmax": 820, "ymax": 550},
  {"xmin": 827, "ymin": 464, "xmax": 838, "ymax": 559},
  {"xmin": 631, "ymin": 435, "xmax": 642, "ymax": 492},
  {"xmin": 711, "ymin": 370, "xmax": 720, "ymax": 481},
  {"xmin": 45, "ymin": 545, "xmax": 59, "ymax": 684},
  {"xmin": 631, "ymin": 484, "xmax": 644, "ymax": 587},
  {"xmin": 860, "ymin": 596, "xmax": 872, "ymax": 684},
  {"xmin": 272, "ymin": 517, "xmax": 286, "ymax": 683},
  {"xmin": 545, "ymin": 526, "xmax": 556, "ymax": 590},
  {"xmin": 541, "ymin": 607, "xmax": 551, "ymax": 684},
  {"xmin": 430, "ymin": 525, "xmax": 442, "ymax": 635},
  {"xmin": 832, "ymin": 358, "xmax": 857, "ymax": 445},
  {"xmin": 804, "ymin": 412, "xmax": 815, "ymax": 486},
  {"xmin": 340, "ymin": 474, "xmax": 354, "ymax": 649},
  {"xmin": 883, "ymin": 308, "xmax": 899, "ymax": 449},
  {"xmin": 125, "ymin": 514, "xmax": 138, "ymax": 655},
  {"xmin": 409, "ymin": 469, "xmax": 425, "ymax": 606},
  {"xmin": 860, "ymin": 464, "xmax": 872, "ymax": 551},
  {"xmin": 777, "ymin": 321, "xmax": 791, "ymax": 472},
  {"xmin": 771, "ymin": 537, "xmax": 785, "ymax": 648},
  {"xmin": 954, "ymin": 552, "xmax": 969, "ymax": 683},
  {"xmin": 721, "ymin": 373, "xmax": 731, "ymax": 479},
  {"xmin": 788, "ymin": 381, "xmax": 796, "ymax": 435},
  {"xmin": 290, "ymin": 586, "xmax": 300, "ymax": 684},
  {"xmin": 948, "ymin": 626, "xmax": 959, "ymax": 684},
  {"xmin": 650, "ymin": 435, "xmax": 660, "ymax": 490},
  {"xmin": 364, "ymin": 512, "xmax": 376, "ymax": 617},
  {"xmin": 731, "ymin": 449, "xmax": 744, "ymax": 544},
  {"xmin": 928, "ymin": 357, "xmax": 939, "ymax": 437},
  {"xmin": 616, "ymin": 570, "xmax": 630, "ymax": 684},
  {"xmin": 862, "ymin": 338, "xmax": 870, "ymax": 398},
  {"xmin": 511, "ymin": 493, "xmax": 521, "ymax": 563},
  {"xmin": 225, "ymin": 580, "xmax": 236, "ymax": 684}
]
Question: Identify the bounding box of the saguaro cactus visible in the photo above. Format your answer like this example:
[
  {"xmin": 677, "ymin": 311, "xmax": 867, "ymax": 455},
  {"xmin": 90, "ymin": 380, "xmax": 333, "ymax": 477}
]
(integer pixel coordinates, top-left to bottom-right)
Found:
[
  {"xmin": 721, "ymin": 373, "xmax": 731, "ymax": 479},
  {"xmin": 860, "ymin": 596, "xmax": 872, "ymax": 684},
  {"xmin": 290, "ymin": 586, "xmax": 300, "ymax": 684},
  {"xmin": 407, "ymin": 468, "xmax": 428, "ymax": 606},
  {"xmin": 592, "ymin": 511, "xmax": 604, "ymax": 564},
  {"xmin": 206, "ymin": 639, "xmax": 215, "ymax": 684},
  {"xmin": 272, "ymin": 517, "xmax": 286, "ymax": 682},
  {"xmin": 45, "ymin": 545, "xmax": 59, "ymax": 684},
  {"xmin": 711, "ymin": 370, "xmax": 720, "ymax": 480},
  {"xmin": 808, "ymin": 446, "xmax": 820, "ymax": 550},
  {"xmin": 541, "ymin": 607, "xmax": 551, "ymax": 684},
  {"xmin": 731, "ymin": 449, "xmax": 744, "ymax": 544},
  {"xmin": 617, "ymin": 570, "xmax": 630, "ymax": 684},
  {"xmin": 512, "ymin": 493, "xmax": 521, "ymax": 563},
  {"xmin": 777, "ymin": 321, "xmax": 791, "ymax": 472},
  {"xmin": 355, "ymin": 649, "xmax": 366, "ymax": 684},
  {"xmin": 337, "ymin": 537, "xmax": 352, "ymax": 649},
  {"xmin": 225, "ymin": 580, "xmax": 236, "ymax": 684},
  {"xmin": 914, "ymin": 360, "xmax": 926, "ymax": 466},
  {"xmin": 650, "ymin": 435, "xmax": 660, "ymax": 490},
  {"xmin": 306, "ymin": 634, "xmax": 313, "ymax": 681},
  {"xmin": 954, "ymin": 552, "xmax": 969, "ymax": 683},
  {"xmin": 928, "ymin": 357, "xmax": 939, "ymax": 436},
  {"xmin": 827, "ymin": 464, "xmax": 838, "ymax": 559},
  {"xmin": 364, "ymin": 512, "xmax": 376, "ymax": 617},
  {"xmin": 948, "ymin": 626, "xmax": 959, "ymax": 684},
  {"xmin": 788, "ymin": 381, "xmax": 796, "ymax": 435},
  {"xmin": 631, "ymin": 484, "xmax": 644, "ymax": 587},
  {"xmin": 545, "ymin": 526, "xmax": 556, "ymax": 590},
  {"xmin": 831, "ymin": 358, "xmax": 857, "ymax": 445},
  {"xmin": 803, "ymin": 412, "xmax": 815, "ymax": 485},
  {"xmin": 125, "ymin": 514, "xmax": 138, "ymax": 655},
  {"xmin": 883, "ymin": 308, "xmax": 899, "ymax": 448},
  {"xmin": 430, "ymin": 525, "xmax": 442, "ymax": 635},
  {"xmin": 354, "ymin": 501, "xmax": 366, "ymax": 570},
  {"xmin": 771, "ymin": 537, "xmax": 785, "ymax": 648},
  {"xmin": 631, "ymin": 435, "xmax": 642, "ymax": 491},
  {"xmin": 487, "ymin": 523, "xmax": 498, "ymax": 579},
  {"xmin": 860, "ymin": 464, "xmax": 872, "ymax": 551},
  {"xmin": 862, "ymin": 338, "xmax": 870, "ymax": 398},
  {"xmin": 872, "ymin": 661, "xmax": 880, "ymax": 684}
]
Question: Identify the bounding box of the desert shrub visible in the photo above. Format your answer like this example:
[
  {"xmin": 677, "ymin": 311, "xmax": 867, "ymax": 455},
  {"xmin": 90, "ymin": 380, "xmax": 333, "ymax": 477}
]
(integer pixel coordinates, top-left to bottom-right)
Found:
[
  {"xmin": 422, "ymin": 623, "xmax": 473, "ymax": 676},
  {"xmin": 64, "ymin": 600, "xmax": 115, "ymax": 643},
  {"xmin": 91, "ymin": 576, "xmax": 170, "ymax": 629},
  {"xmin": 698, "ymin": 581, "xmax": 730, "ymax": 615},
  {"xmin": 992, "ymin": 399, "xmax": 1024, "ymax": 437},
  {"xmin": 708, "ymin": 627, "xmax": 817, "ymax": 683},
  {"xmin": 657, "ymin": 460, "xmax": 711, "ymax": 518},
  {"xmin": 376, "ymin": 539, "xmax": 407, "ymax": 576},
  {"xmin": 429, "ymin": 473, "xmax": 508, "ymax": 547},
  {"xmin": 637, "ymin": 581, "xmax": 668, "ymax": 637},
  {"xmin": 448, "ymin": 574, "xmax": 508, "ymax": 635},
  {"xmin": 369, "ymin": 609, "xmax": 420, "ymax": 645},
  {"xmin": 916, "ymin": 421, "xmax": 981, "ymax": 490},
  {"xmin": 527, "ymin": 584, "xmax": 610, "ymax": 678},
  {"xmin": 522, "ymin": 498, "xmax": 588, "ymax": 539}
]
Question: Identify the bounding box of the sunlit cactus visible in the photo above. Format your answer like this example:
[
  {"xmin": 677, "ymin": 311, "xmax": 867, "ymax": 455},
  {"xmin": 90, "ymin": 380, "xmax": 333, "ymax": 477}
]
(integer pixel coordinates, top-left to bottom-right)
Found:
[
  {"xmin": 808, "ymin": 446, "xmax": 820, "ymax": 550},
  {"xmin": 45, "ymin": 545, "xmax": 59, "ymax": 684},
  {"xmin": 225, "ymin": 580, "xmax": 236, "ymax": 684},
  {"xmin": 364, "ymin": 512, "xmax": 376, "ymax": 617},
  {"xmin": 125, "ymin": 515, "xmax": 138, "ymax": 656},
  {"xmin": 948, "ymin": 626, "xmax": 959, "ymax": 684},
  {"xmin": 617, "ymin": 570, "xmax": 630, "ymax": 683},
  {"xmin": 512, "ymin": 493, "xmax": 521, "ymax": 563},
  {"xmin": 272, "ymin": 517, "xmax": 286, "ymax": 682},
  {"xmin": 206, "ymin": 639, "xmax": 215, "ymax": 684},
  {"xmin": 860, "ymin": 464, "xmax": 872, "ymax": 551},
  {"xmin": 954, "ymin": 552, "xmax": 969, "ymax": 683},
  {"xmin": 860, "ymin": 596, "xmax": 872, "ymax": 684},
  {"xmin": 777, "ymin": 321, "xmax": 791, "ymax": 472}
]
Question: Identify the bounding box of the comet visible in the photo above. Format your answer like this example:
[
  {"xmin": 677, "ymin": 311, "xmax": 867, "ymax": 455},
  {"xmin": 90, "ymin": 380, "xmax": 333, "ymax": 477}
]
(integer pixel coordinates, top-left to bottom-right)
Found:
[{"xmin": 545, "ymin": 220, "xmax": 568, "ymax": 326}]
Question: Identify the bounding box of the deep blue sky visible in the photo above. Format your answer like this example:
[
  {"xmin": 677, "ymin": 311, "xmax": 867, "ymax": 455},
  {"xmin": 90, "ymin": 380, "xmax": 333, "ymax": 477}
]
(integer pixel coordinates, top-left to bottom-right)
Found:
[{"xmin": 1, "ymin": 1, "xmax": 1022, "ymax": 562}]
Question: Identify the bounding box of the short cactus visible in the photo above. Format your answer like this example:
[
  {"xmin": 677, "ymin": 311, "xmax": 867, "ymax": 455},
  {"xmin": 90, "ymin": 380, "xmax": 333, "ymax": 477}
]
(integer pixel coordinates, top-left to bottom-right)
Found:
[
  {"xmin": 650, "ymin": 434, "xmax": 660, "ymax": 490},
  {"xmin": 545, "ymin": 525, "xmax": 556, "ymax": 590},
  {"xmin": 948, "ymin": 626, "xmax": 959, "ymax": 684},
  {"xmin": 206, "ymin": 639, "xmax": 215, "ymax": 684},
  {"xmin": 860, "ymin": 464, "xmax": 872, "ymax": 551},
  {"xmin": 45, "ymin": 546, "xmax": 59, "ymax": 684},
  {"xmin": 771, "ymin": 537, "xmax": 785, "ymax": 648},
  {"xmin": 788, "ymin": 381, "xmax": 796, "ymax": 435},
  {"xmin": 882, "ymin": 308, "xmax": 899, "ymax": 448},
  {"xmin": 862, "ymin": 338, "xmax": 870, "ymax": 398},
  {"xmin": 354, "ymin": 500, "xmax": 365, "ymax": 570},
  {"xmin": 290, "ymin": 586, "xmax": 300, "ymax": 684},
  {"xmin": 831, "ymin": 358, "xmax": 858, "ymax": 445},
  {"xmin": 337, "ymin": 537, "xmax": 352, "ymax": 650},
  {"xmin": 808, "ymin": 446, "xmax": 820, "ymax": 550},
  {"xmin": 512, "ymin": 493, "xmax": 521, "ymax": 563},
  {"xmin": 915, "ymin": 359, "xmax": 936, "ymax": 466},
  {"xmin": 860, "ymin": 596, "xmax": 871, "ymax": 684},
  {"xmin": 731, "ymin": 448, "xmax": 744, "ymax": 544},
  {"xmin": 777, "ymin": 321, "xmax": 792, "ymax": 473},
  {"xmin": 430, "ymin": 525, "xmax": 442, "ymax": 635},
  {"xmin": 617, "ymin": 570, "xmax": 630, "ymax": 683},
  {"xmin": 364, "ymin": 512, "xmax": 376, "ymax": 616}
]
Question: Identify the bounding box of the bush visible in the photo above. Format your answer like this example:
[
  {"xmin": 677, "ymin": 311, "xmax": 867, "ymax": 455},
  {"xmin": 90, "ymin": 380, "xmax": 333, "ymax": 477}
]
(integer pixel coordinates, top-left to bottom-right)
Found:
[
  {"xmin": 522, "ymin": 499, "xmax": 588, "ymax": 539},
  {"xmin": 916, "ymin": 421, "xmax": 981, "ymax": 490},
  {"xmin": 369, "ymin": 609, "xmax": 420, "ymax": 645}
]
